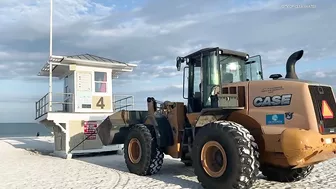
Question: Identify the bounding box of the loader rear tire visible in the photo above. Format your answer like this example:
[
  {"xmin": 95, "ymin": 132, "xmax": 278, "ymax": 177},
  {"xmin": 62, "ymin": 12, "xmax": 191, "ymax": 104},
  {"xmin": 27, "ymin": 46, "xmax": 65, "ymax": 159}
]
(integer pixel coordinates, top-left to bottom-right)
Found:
[
  {"xmin": 192, "ymin": 121, "xmax": 260, "ymax": 189},
  {"xmin": 124, "ymin": 124, "xmax": 164, "ymax": 176},
  {"xmin": 260, "ymin": 164, "xmax": 314, "ymax": 182}
]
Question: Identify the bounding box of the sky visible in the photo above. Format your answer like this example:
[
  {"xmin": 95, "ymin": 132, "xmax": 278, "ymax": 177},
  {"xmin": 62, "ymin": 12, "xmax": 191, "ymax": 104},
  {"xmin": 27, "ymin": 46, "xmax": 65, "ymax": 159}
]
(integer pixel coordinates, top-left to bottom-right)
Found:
[{"xmin": 0, "ymin": 0, "xmax": 335, "ymax": 122}]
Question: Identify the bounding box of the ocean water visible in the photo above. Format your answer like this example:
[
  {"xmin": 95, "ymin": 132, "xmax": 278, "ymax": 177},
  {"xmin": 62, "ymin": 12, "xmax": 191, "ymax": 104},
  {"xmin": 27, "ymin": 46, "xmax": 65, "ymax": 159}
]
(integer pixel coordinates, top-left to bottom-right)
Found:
[{"xmin": 0, "ymin": 123, "xmax": 52, "ymax": 137}]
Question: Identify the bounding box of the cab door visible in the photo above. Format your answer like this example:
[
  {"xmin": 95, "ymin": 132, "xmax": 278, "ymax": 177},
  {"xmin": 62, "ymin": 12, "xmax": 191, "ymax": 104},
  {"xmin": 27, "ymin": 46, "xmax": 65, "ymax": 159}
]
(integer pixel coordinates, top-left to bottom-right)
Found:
[{"xmin": 245, "ymin": 55, "xmax": 263, "ymax": 81}]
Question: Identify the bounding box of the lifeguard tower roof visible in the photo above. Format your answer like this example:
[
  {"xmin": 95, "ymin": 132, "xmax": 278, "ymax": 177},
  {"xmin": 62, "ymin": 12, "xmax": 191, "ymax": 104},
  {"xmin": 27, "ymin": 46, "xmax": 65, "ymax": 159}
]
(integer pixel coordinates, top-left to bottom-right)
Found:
[{"xmin": 38, "ymin": 53, "xmax": 137, "ymax": 78}]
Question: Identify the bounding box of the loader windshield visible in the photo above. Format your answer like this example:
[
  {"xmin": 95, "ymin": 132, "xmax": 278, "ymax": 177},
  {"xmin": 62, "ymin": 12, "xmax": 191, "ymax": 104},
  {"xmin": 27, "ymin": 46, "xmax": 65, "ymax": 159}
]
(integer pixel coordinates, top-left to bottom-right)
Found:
[
  {"xmin": 219, "ymin": 55, "xmax": 247, "ymax": 83},
  {"xmin": 202, "ymin": 52, "xmax": 262, "ymax": 106}
]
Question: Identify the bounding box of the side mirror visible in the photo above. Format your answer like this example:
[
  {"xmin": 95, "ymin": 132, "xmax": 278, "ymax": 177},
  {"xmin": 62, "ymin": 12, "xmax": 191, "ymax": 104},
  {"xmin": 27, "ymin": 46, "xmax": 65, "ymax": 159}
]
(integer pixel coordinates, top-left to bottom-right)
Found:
[{"xmin": 176, "ymin": 57, "xmax": 185, "ymax": 71}]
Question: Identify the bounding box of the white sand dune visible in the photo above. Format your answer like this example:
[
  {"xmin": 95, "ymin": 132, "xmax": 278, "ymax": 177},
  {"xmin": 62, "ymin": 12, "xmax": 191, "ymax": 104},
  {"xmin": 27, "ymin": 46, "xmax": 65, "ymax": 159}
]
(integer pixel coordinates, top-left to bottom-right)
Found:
[{"xmin": 0, "ymin": 137, "xmax": 336, "ymax": 189}]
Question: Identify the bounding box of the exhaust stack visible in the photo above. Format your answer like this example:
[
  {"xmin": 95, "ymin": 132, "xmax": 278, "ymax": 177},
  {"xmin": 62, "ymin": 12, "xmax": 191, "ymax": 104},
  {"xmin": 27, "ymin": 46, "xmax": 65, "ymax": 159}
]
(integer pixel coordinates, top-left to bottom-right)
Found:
[{"xmin": 285, "ymin": 50, "xmax": 304, "ymax": 79}]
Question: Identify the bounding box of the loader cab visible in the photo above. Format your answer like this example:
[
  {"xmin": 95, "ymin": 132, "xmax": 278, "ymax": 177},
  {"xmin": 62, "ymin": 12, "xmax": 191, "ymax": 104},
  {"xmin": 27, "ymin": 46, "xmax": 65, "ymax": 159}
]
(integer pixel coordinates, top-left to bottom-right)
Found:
[{"xmin": 176, "ymin": 47, "xmax": 263, "ymax": 113}]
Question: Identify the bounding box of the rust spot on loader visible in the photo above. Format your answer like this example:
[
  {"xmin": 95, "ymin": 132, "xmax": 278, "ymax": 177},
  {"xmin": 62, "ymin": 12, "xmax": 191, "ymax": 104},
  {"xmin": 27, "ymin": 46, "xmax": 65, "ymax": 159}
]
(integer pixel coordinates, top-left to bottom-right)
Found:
[{"xmin": 304, "ymin": 145, "xmax": 313, "ymax": 150}]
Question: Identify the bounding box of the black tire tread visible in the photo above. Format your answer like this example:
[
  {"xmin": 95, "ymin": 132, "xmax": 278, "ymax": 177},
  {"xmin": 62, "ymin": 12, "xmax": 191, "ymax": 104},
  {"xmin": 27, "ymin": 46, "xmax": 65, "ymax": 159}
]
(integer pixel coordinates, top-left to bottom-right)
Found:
[
  {"xmin": 260, "ymin": 164, "xmax": 314, "ymax": 182},
  {"xmin": 193, "ymin": 120, "xmax": 260, "ymax": 189},
  {"xmin": 146, "ymin": 125, "xmax": 164, "ymax": 175},
  {"xmin": 124, "ymin": 124, "xmax": 164, "ymax": 176}
]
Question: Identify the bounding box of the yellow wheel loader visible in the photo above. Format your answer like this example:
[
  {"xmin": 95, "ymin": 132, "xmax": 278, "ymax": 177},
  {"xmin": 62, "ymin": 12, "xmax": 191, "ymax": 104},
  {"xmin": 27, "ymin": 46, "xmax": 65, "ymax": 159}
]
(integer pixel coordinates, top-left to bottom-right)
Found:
[{"xmin": 97, "ymin": 47, "xmax": 336, "ymax": 189}]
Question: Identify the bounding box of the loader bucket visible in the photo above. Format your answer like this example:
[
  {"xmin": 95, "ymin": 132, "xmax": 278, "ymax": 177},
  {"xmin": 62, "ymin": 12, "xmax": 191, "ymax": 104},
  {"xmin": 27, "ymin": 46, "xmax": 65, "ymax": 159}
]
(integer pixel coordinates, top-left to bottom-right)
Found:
[
  {"xmin": 97, "ymin": 110, "xmax": 149, "ymax": 146},
  {"xmin": 97, "ymin": 116, "xmax": 115, "ymax": 146}
]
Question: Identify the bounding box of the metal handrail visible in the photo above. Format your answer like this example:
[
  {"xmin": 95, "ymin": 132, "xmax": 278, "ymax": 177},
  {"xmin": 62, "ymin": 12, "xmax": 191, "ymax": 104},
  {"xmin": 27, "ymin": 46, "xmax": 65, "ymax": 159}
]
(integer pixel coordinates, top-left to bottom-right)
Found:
[
  {"xmin": 114, "ymin": 96, "xmax": 131, "ymax": 103},
  {"xmin": 113, "ymin": 95, "xmax": 134, "ymax": 111},
  {"xmin": 35, "ymin": 92, "xmax": 74, "ymax": 119},
  {"xmin": 35, "ymin": 93, "xmax": 134, "ymax": 119},
  {"xmin": 35, "ymin": 93, "xmax": 49, "ymax": 119}
]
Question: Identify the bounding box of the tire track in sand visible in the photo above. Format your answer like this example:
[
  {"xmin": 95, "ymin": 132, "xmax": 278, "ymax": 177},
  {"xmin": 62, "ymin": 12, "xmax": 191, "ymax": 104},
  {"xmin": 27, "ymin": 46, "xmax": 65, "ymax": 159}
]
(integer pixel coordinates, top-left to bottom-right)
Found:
[{"xmin": 109, "ymin": 170, "xmax": 130, "ymax": 189}]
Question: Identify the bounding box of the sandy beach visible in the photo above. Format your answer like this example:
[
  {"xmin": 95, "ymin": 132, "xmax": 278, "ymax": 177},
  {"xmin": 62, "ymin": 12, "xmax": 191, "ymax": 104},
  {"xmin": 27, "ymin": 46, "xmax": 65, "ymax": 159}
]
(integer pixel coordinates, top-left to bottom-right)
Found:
[{"xmin": 1, "ymin": 136, "xmax": 336, "ymax": 189}]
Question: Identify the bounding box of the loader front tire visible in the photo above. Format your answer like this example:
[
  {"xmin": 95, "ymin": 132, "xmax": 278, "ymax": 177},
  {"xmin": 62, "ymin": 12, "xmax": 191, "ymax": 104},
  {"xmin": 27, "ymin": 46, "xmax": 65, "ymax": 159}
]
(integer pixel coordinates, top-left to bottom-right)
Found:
[
  {"xmin": 192, "ymin": 121, "xmax": 260, "ymax": 189},
  {"xmin": 124, "ymin": 124, "xmax": 164, "ymax": 176},
  {"xmin": 260, "ymin": 164, "xmax": 314, "ymax": 182}
]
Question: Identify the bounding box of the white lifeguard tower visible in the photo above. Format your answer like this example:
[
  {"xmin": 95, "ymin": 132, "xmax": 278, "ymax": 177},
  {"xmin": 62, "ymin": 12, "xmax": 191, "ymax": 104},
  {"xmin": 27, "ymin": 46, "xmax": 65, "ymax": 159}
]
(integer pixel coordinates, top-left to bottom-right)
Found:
[{"xmin": 35, "ymin": 54, "xmax": 137, "ymax": 158}]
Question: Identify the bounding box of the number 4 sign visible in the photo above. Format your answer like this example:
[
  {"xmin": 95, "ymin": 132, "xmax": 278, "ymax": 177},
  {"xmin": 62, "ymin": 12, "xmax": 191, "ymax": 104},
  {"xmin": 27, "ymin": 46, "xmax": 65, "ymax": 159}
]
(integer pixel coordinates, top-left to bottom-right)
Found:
[
  {"xmin": 92, "ymin": 96, "xmax": 111, "ymax": 110},
  {"xmin": 96, "ymin": 97, "xmax": 105, "ymax": 109}
]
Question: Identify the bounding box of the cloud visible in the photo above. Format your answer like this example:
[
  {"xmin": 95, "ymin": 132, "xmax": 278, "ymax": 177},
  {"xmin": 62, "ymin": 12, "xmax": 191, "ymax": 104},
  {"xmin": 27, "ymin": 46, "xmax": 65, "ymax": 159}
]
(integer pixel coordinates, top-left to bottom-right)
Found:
[
  {"xmin": 300, "ymin": 69, "xmax": 336, "ymax": 87},
  {"xmin": 1, "ymin": 0, "xmax": 336, "ymax": 99},
  {"xmin": 2, "ymin": 1, "xmax": 335, "ymax": 76}
]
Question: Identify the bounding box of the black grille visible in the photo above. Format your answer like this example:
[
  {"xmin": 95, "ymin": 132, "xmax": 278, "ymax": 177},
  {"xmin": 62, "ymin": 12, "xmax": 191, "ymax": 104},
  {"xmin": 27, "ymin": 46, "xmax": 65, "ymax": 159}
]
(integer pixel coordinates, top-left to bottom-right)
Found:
[{"xmin": 309, "ymin": 85, "xmax": 336, "ymax": 134}]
